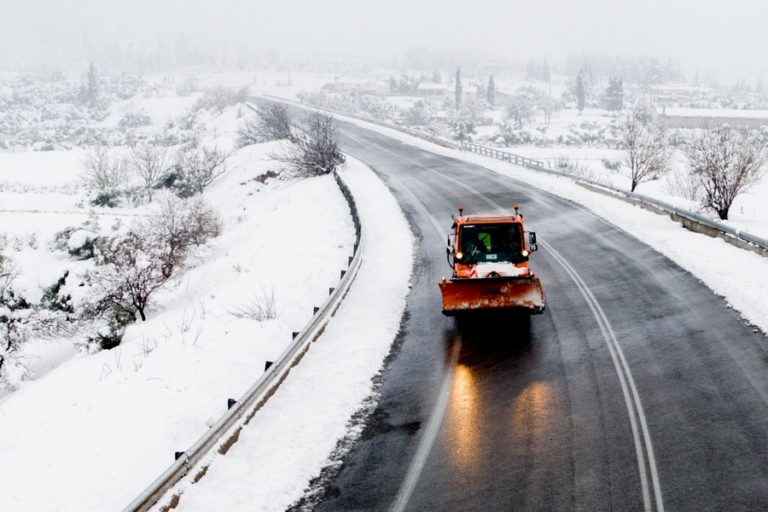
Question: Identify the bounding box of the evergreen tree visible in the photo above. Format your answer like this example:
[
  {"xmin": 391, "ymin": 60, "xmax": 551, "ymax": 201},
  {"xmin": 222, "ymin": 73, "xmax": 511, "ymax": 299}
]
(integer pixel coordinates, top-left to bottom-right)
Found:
[
  {"xmin": 542, "ymin": 58, "xmax": 551, "ymax": 82},
  {"xmin": 602, "ymin": 77, "xmax": 624, "ymax": 111},
  {"xmin": 526, "ymin": 59, "xmax": 537, "ymax": 80},
  {"xmin": 455, "ymin": 67, "xmax": 463, "ymax": 109},
  {"xmin": 87, "ymin": 62, "xmax": 99, "ymax": 107},
  {"xmin": 487, "ymin": 75, "xmax": 496, "ymax": 107},
  {"xmin": 576, "ymin": 70, "xmax": 586, "ymax": 113}
]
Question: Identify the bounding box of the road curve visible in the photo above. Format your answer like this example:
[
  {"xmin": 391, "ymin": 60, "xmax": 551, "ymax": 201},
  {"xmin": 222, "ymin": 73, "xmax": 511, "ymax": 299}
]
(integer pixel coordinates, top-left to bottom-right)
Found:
[{"xmin": 291, "ymin": 116, "xmax": 768, "ymax": 512}]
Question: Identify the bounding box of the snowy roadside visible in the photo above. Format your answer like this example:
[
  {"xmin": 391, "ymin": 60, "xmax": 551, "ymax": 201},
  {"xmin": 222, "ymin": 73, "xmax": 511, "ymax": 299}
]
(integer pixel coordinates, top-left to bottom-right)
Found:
[
  {"xmin": 272, "ymin": 97, "xmax": 768, "ymax": 335},
  {"xmin": 0, "ymin": 142, "xmax": 356, "ymax": 511},
  {"xmin": 163, "ymin": 156, "xmax": 413, "ymax": 512}
]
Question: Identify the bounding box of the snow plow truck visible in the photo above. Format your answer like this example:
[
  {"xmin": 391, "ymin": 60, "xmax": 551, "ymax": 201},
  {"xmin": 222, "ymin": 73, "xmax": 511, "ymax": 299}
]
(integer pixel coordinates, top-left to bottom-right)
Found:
[{"xmin": 439, "ymin": 205, "xmax": 545, "ymax": 315}]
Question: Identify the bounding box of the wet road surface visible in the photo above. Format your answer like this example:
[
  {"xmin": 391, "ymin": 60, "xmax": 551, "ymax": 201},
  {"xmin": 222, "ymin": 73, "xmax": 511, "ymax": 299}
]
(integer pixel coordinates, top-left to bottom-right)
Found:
[{"xmin": 286, "ymin": 112, "xmax": 768, "ymax": 512}]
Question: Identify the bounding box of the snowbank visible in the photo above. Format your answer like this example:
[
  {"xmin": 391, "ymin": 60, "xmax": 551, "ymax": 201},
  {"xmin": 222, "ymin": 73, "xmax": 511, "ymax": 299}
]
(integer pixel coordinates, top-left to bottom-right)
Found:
[{"xmin": 166, "ymin": 157, "xmax": 413, "ymax": 512}]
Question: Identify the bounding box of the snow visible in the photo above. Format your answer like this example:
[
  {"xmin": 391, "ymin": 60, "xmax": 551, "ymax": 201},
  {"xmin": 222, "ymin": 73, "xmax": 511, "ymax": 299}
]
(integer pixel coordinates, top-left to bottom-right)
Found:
[
  {"xmin": 0, "ymin": 95, "xmax": 370, "ymax": 511},
  {"xmin": 0, "ymin": 149, "xmax": 84, "ymax": 185},
  {"xmin": 663, "ymin": 107, "xmax": 768, "ymax": 120},
  {"xmin": 163, "ymin": 157, "xmax": 413, "ymax": 512},
  {"xmin": 485, "ymin": 145, "xmax": 768, "ymax": 240},
  {"xmin": 288, "ymin": 102, "xmax": 768, "ymax": 336},
  {"xmin": 473, "ymin": 262, "xmax": 527, "ymax": 277},
  {"xmin": 100, "ymin": 93, "xmax": 201, "ymax": 128}
]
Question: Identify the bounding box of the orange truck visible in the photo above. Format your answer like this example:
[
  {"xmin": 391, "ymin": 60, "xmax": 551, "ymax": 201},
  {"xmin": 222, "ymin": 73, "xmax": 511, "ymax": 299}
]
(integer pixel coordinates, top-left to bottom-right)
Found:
[{"xmin": 439, "ymin": 206, "xmax": 545, "ymax": 315}]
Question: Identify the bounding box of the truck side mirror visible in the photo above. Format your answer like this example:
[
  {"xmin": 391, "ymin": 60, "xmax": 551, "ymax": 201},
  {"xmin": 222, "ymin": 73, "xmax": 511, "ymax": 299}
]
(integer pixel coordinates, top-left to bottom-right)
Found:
[
  {"xmin": 446, "ymin": 234, "xmax": 456, "ymax": 268},
  {"xmin": 529, "ymin": 232, "xmax": 538, "ymax": 252}
]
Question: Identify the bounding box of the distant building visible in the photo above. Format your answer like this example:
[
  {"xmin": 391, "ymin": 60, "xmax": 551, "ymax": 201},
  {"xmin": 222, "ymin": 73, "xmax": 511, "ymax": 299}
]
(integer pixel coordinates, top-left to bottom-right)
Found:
[
  {"xmin": 321, "ymin": 79, "xmax": 384, "ymax": 96},
  {"xmin": 416, "ymin": 83, "xmax": 448, "ymax": 98}
]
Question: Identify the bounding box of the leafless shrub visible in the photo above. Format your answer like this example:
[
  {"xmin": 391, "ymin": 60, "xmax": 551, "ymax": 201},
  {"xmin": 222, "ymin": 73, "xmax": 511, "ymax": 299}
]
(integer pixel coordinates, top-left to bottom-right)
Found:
[
  {"xmin": 86, "ymin": 232, "xmax": 170, "ymax": 323},
  {"xmin": 237, "ymin": 103, "xmax": 292, "ymax": 147},
  {"xmin": 173, "ymin": 145, "xmax": 229, "ymax": 197},
  {"xmin": 228, "ymin": 288, "xmax": 277, "ymax": 322},
  {"xmin": 85, "ymin": 198, "xmax": 221, "ymax": 330},
  {"xmin": 685, "ymin": 126, "xmax": 768, "ymax": 220},
  {"xmin": 193, "ymin": 86, "xmax": 249, "ymax": 114},
  {"xmin": 274, "ymin": 113, "xmax": 345, "ymax": 177},
  {"xmin": 553, "ymin": 157, "xmax": 601, "ymax": 183},
  {"xmin": 81, "ymin": 145, "xmax": 127, "ymax": 193},
  {"xmin": 150, "ymin": 197, "xmax": 221, "ymax": 272},
  {"xmin": 621, "ymin": 114, "xmax": 672, "ymax": 192},
  {"xmin": 130, "ymin": 143, "xmax": 169, "ymax": 202},
  {"xmin": 665, "ymin": 165, "xmax": 703, "ymax": 202}
]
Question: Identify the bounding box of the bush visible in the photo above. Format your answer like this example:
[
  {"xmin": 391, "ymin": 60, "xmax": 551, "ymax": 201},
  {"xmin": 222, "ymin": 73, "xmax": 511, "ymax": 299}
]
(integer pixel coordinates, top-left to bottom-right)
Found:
[
  {"xmin": 237, "ymin": 103, "xmax": 292, "ymax": 147},
  {"xmin": 85, "ymin": 197, "xmax": 221, "ymax": 326},
  {"xmin": 88, "ymin": 307, "xmax": 134, "ymax": 350},
  {"xmin": 90, "ymin": 190, "xmax": 121, "ymax": 208},
  {"xmin": 40, "ymin": 271, "xmax": 74, "ymax": 314},
  {"xmin": 118, "ymin": 111, "xmax": 152, "ymax": 129},
  {"xmin": 193, "ymin": 86, "xmax": 248, "ymax": 114},
  {"xmin": 81, "ymin": 146, "xmax": 126, "ymax": 194},
  {"xmin": 274, "ymin": 113, "xmax": 345, "ymax": 177},
  {"xmin": 172, "ymin": 146, "xmax": 228, "ymax": 197},
  {"xmin": 602, "ymin": 159, "xmax": 622, "ymax": 172},
  {"xmin": 0, "ymin": 261, "xmax": 32, "ymax": 381}
]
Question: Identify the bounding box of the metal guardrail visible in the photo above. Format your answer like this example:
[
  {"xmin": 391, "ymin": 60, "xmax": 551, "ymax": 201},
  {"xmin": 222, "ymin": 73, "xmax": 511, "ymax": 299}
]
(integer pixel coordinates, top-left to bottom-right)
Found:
[
  {"xmin": 459, "ymin": 141, "xmax": 768, "ymax": 254},
  {"xmin": 123, "ymin": 169, "xmax": 365, "ymax": 512}
]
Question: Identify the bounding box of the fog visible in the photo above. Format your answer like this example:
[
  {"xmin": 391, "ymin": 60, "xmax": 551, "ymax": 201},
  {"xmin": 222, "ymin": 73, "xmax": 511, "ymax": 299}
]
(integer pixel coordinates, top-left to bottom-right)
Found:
[{"xmin": 1, "ymin": 0, "xmax": 764, "ymax": 80}]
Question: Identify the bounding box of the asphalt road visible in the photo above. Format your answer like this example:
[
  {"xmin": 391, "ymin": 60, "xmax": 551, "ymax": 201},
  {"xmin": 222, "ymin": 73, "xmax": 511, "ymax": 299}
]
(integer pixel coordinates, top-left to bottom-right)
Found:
[{"xmin": 288, "ymin": 114, "xmax": 768, "ymax": 511}]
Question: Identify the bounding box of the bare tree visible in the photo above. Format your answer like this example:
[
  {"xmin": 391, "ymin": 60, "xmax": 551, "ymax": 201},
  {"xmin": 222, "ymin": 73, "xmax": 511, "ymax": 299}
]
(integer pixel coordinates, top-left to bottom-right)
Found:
[
  {"xmin": 685, "ymin": 126, "xmax": 767, "ymax": 220},
  {"xmin": 149, "ymin": 197, "xmax": 221, "ymax": 274},
  {"xmin": 174, "ymin": 145, "xmax": 229, "ymax": 197},
  {"xmin": 275, "ymin": 113, "xmax": 345, "ymax": 177},
  {"xmin": 621, "ymin": 115, "xmax": 672, "ymax": 192},
  {"xmin": 87, "ymin": 198, "xmax": 221, "ymax": 324},
  {"xmin": 130, "ymin": 143, "xmax": 168, "ymax": 202},
  {"xmin": 81, "ymin": 146, "xmax": 126, "ymax": 193},
  {"xmin": 88, "ymin": 232, "xmax": 169, "ymax": 323},
  {"xmin": 238, "ymin": 103, "xmax": 292, "ymax": 147}
]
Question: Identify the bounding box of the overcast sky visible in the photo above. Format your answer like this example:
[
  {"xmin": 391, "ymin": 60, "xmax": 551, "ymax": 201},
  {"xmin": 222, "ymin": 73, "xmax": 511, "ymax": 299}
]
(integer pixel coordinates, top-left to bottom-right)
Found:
[{"xmin": 1, "ymin": 0, "xmax": 764, "ymax": 80}]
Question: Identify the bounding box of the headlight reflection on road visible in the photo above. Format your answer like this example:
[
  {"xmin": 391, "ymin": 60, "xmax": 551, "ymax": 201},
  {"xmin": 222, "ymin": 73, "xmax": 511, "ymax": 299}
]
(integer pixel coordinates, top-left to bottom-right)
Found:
[
  {"xmin": 447, "ymin": 363, "xmax": 480, "ymax": 473},
  {"xmin": 512, "ymin": 380, "xmax": 554, "ymax": 455}
]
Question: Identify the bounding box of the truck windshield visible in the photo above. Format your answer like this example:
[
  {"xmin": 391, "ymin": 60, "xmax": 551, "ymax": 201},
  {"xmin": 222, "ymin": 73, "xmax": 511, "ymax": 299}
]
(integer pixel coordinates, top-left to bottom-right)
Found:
[{"xmin": 460, "ymin": 223, "xmax": 524, "ymax": 264}]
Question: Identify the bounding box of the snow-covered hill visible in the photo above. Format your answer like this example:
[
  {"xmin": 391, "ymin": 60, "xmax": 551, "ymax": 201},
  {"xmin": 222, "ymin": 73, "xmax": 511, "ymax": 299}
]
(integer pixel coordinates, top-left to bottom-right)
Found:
[{"xmin": 0, "ymin": 95, "xmax": 360, "ymax": 511}]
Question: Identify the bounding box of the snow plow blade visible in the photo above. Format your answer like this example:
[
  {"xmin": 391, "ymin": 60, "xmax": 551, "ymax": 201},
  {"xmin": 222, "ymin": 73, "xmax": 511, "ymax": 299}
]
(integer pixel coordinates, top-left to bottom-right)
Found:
[{"xmin": 439, "ymin": 276, "xmax": 546, "ymax": 316}]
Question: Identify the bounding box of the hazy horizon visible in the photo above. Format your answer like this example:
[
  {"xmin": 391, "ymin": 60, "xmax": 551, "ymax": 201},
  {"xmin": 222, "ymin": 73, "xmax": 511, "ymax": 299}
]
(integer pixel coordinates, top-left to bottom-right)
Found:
[{"xmin": 1, "ymin": 0, "xmax": 765, "ymax": 82}]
